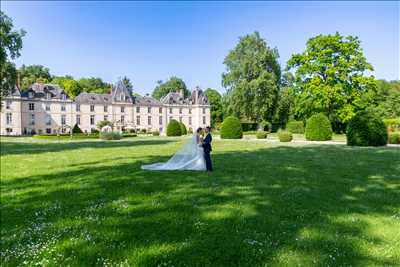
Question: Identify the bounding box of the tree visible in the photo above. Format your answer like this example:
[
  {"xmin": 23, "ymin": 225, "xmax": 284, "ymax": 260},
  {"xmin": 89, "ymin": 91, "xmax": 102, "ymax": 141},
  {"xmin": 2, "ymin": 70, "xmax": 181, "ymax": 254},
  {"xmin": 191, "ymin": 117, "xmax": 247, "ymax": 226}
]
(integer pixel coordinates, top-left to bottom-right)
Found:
[
  {"xmin": 18, "ymin": 64, "xmax": 51, "ymax": 90},
  {"xmin": 96, "ymin": 120, "xmax": 113, "ymax": 131},
  {"xmin": 62, "ymin": 79, "xmax": 83, "ymax": 98},
  {"xmin": 122, "ymin": 76, "xmax": 133, "ymax": 91},
  {"xmin": 78, "ymin": 77, "xmax": 110, "ymax": 94},
  {"xmin": 152, "ymin": 76, "xmax": 190, "ymax": 100},
  {"xmin": 222, "ymin": 32, "xmax": 281, "ymax": 128},
  {"xmin": 204, "ymin": 88, "xmax": 223, "ymax": 127},
  {"xmin": 273, "ymin": 72, "xmax": 296, "ymax": 127},
  {"xmin": 287, "ymin": 32, "xmax": 376, "ymax": 131},
  {"xmin": 364, "ymin": 79, "xmax": 400, "ymax": 118},
  {"xmin": 0, "ymin": 11, "xmax": 26, "ymax": 100}
]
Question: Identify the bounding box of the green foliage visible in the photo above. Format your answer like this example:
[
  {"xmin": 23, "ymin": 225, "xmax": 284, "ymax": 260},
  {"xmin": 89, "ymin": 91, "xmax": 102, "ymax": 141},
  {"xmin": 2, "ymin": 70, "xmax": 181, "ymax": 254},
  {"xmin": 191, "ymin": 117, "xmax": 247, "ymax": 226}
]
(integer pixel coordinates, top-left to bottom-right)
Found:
[
  {"xmin": 278, "ymin": 130, "xmax": 293, "ymax": 142},
  {"xmin": 205, "ymin": 88, "xmax": 223, "ymax": 127},
  {"xmin": 152, "ymin": 131, "xmax": 160, "ymax": 136},
  {"xmin": 122, "ymin": 133, "xmax": 137, "ymax": 138},
  {"xmin": 179, "ymin": 122, "xmax": 187, "ymax": 135},
  {"xmin": 0, "ymin": 11, "xmax": 26, "ymax": 100},
  {"xmin": 222, "ymin": 32, "xmax": 281, "ymax": 124},
  {"xmin": 166, "ymin": 119, "xmax": 182, "ymax": 136},
  {"xmin": 287, "ymin": 32, "xmax": 375, "ymax": 128},
  {"xmin": 152, "ymin": 77, "xmax": 190, "ymax": 100},
  {"xmin": 286, "ymin": 120, "xmax": 304, "ymax": 134},
  {"xmin": 305, "ymin": 113, "xmax": 333, "ymax": 141},
  {"xmin": 256, "ymin": 131, "xmax": 268, "ymax": 139},
  {"xmin": 388, "ymin": 132, "xmax": 400, "ymax": 144},
  {"xmin": 220, "ymin": 116, "xmax": 243, "ymax": 139},
  {"xmin": 96, "ymin": 120, "xmax": 113, "ymax": 131},
  {"xmin": 99, "ymin": 131, "xmax": 122, "ymax": 140},
  {"xmin": 274, "ymin": 72, "xmax": 295, "ymax": 127},
  {"xmin": 383, "ymin": 118, "xmax": 400, "ymax": 132},
  {"xmin": 346, "ymin": 112, "xmax": 388, "ymax": 146},
  {"xmin": 33, "ymin": 133, "xmax": 98, "ymax": 139},
  {"xmin": 18, "ymin": 65, "xmax": 51, "ymax": 90},
  {"xmin": 77, "ymin": 77, "xmax": 111, "ymax": 94},
  {"xmin": 364, "ymin": 80, "xmax": 400, "ymax": 119},
  {"xmin": 261, "ymin": 121, "xmax": 272, "ymax": 132},
  {"xmin": 72, "ymin": 124, "xmax": 83, "ymax": 134}
]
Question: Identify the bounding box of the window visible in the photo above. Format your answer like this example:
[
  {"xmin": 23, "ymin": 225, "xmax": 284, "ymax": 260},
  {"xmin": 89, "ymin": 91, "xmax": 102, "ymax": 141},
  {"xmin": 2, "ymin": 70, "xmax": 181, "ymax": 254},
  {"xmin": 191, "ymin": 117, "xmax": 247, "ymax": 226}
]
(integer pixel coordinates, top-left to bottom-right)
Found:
[
  {"xmin": 169, "ymin": 108, "xmax": 173, "ymax": 114},
  {"xmin": 148, "ymin": 116, "xmax": 151, "ymax": 125},
  {"xmin": 179, "ymin": 108, "xmax": 182, "ymax": 114},
  {"xmin": 90, "ymin": 115, "xmax": 95, "ymax": 125},
  {"xmin": 61, "ymin": 104, "xmax": 66, "ymax": 111},
  {"xmin": 46, "ymin": 128, "xmax": 51, "ymax": 134},
  {"xmin": 104, "ymin": 105, "xmax": 108, "ymax": 112},
  {"xmin": 6, "ymin": 100, "xmax": 11, "ymax": 109},
  {"xmin": 76, "ymin": 115, "xmax": 81, "ymax": 125},
  {"xmin": 121, "ymin": 106, "xmax": 125, "ymax": 113},
  {"xmin": 189, "ymin": 108, "xmax": 192, "ymax": 114},
  {"xmin": 28, "ymin": 92, "xmax": 34, "ymax": 98},
  {"xmin": 29, "ymin": 103, "xmax": 35, "ymax": 111},
  {"xmin": 159, "ymin": 116, "xmax": 163, "ymax": 125},
  {"xmin": 45, "ymin": 115, "xmax": 51, "ymax": 126},
  {"xmin": 6, "ymin": 128, "xmax": 12, "ymax": 134},
  {"xmin": 136, "ymin": 116, "xmax": 140, "ymax": 125},
  {"xmin": 61, "ymin": 115, "xmax": 66, "ymax": 125},
  {"xmin": 203, "ymin": 116, "xmax": 206, "ymax": 124},
  {"xmin": 159, "ymin": 107, "xmax": 162, "ymax": 114},
  {"xmin": 203, "ymin": 108, "xmax": 206, "ymax": 114},
  {"xmin": 136, "ymin": 107, "xmax": 140, "ymax": 113},
  {"xmin": 90, "ymin": 105, "xmax": 95, "ymax": 112},
  {"xmin": 121, "ymin": 115, "xmax": 125, "ymax": 123},
  {"xmin": 179, "ymin": 117, "xmax": 182, "ymax": 122},
  {"xmin": 30, "ymin": 114, "xmax": 35, "ymax": 125},
  {"xmin": 189, "ymin": 117, "xmax": 192, "ymax": 125},
  {"xmin": 104, "ymin": 115, "xmax": 108, "ymax": 121},
  {"xmin": 6, "ymin": 113, "xmax": 12, "ymax": 124},
  {"xmin": 76, "ymin": 104, "xmax": 80, "ymax": 112},
  {"xmin": 46, "ymin": 104, "xmax": 50, "ymax": 111},
  {"xmin": 148, "ymin": 107, "xmax": 151, "ymax": 113},
  {"xmin": 46, "ymin": 93, "xmax": 51, "ymax": 99},
  {"xmin": 61, "ymin": 94, "xmax": 66, "ymax": 100}
]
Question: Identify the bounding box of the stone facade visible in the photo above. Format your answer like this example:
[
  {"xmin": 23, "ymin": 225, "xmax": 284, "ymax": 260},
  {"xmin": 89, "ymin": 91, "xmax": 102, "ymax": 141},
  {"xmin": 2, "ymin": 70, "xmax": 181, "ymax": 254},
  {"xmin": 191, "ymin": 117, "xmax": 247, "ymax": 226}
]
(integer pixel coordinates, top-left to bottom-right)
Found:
[{"xmin": 0, "ymin": 81, "xmax": 210, "ymax": 136}]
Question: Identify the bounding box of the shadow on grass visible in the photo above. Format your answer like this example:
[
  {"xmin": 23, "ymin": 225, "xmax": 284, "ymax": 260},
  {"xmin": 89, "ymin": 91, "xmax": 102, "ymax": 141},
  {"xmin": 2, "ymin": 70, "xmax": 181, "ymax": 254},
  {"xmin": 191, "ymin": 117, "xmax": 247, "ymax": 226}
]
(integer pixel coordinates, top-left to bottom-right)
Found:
[{"xmin": 1, "ymin": 145, "xmax": 399, "ymax": 266}]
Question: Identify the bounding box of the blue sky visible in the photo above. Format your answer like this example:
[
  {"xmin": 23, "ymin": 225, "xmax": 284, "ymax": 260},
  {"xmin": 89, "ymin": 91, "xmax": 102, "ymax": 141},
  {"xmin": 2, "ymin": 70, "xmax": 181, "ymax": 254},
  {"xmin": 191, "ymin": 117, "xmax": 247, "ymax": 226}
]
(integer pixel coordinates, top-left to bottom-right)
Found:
[{"xmin": 3, "ymin": 1, "xmax": 399, "ymax": 95}]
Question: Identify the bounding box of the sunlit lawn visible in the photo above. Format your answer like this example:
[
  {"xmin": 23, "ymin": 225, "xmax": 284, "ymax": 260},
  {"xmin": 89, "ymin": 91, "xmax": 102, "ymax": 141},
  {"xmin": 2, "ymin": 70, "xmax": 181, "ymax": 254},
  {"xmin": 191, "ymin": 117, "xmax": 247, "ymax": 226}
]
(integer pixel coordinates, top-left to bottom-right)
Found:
[{"xmin": 1, "ymin": 136, "xmax": 399, "ymax": 266}]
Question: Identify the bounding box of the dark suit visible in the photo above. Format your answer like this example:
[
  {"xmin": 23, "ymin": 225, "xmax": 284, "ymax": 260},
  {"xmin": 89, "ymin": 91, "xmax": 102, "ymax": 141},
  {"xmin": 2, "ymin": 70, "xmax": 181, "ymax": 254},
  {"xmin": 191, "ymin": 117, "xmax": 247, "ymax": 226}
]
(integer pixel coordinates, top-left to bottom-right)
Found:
[{"xmin": 202, "ymin": 133, "xmax": 213, "ymax": 171}]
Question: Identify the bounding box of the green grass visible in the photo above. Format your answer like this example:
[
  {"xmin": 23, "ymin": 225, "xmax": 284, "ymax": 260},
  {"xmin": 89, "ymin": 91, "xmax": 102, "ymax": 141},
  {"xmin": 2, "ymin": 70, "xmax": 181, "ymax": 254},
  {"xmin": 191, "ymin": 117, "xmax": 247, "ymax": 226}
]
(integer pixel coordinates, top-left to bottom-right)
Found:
[{"xmin": 1, "ymin": 136, "xmax": 399, "ymax": 266}]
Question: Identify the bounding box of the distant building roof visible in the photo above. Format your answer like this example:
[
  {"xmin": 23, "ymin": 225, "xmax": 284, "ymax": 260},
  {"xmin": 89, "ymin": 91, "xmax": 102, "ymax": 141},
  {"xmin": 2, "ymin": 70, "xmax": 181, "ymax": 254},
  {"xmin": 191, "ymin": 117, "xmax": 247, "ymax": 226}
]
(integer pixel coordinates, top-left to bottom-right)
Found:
[
  {"xmin": 135, "ymin": 95, "xmax": 162, "ymax": 106},
  {"xmin": 21, "ymin": 83, "xmax": 68, "ymax": 100},
  {"xmin": 75, "ymin": 92, "xmax": 112, "ymax": 104}
]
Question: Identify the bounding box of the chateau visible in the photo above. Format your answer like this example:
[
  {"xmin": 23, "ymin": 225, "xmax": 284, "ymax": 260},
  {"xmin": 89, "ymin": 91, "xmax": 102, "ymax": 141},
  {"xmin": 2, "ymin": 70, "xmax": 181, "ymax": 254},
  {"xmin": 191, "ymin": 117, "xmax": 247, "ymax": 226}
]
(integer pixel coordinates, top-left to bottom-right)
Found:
[{"xmin": 0, "ymin": 81, "xmax": 210, "ymax": 136}]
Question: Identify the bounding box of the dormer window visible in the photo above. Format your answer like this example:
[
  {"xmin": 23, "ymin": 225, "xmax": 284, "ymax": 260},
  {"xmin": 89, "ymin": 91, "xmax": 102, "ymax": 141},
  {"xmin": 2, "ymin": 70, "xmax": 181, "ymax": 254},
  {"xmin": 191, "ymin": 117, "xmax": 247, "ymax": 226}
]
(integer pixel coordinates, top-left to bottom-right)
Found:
[
  {"xmin": 46, "ymin": 93, "xmax": 51, "ymax": 99},
  {"xmin": 61, "ymin": 94, "xmax": 66, "ymax": 100},
  {"xmin": 28, "ymin": 92, "xmax": 34, "ymax": 98}
]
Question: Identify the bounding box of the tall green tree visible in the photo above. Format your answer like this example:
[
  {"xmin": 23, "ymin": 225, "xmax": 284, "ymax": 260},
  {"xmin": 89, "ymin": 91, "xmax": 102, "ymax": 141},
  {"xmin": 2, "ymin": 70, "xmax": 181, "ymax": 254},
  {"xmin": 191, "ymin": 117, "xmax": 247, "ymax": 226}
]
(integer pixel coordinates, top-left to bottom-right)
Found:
[
  {"xmin": 0, "ymin": 11, "xmax": 26, "ymax": 99},
  {"xmin": 18, "ymin": 64, "xmax": 52, "ymax": 90},
  {"xmin": 287, "ymin": 32, "xmax": 376, "ymax": 130},
  {"xmin": 273, "ymin": 72, "xmax": 296, "ymax": 127},
  {"xmin": 222, "ymin": 32, "xmax": 281, "ymax": 127},
  {"xmin": 204, "ymin": 88, "xmax": 223, "ymax": 127},
  {"xmin": 77, "ymin": 77, "xmax": 110, "ymax": 94},
  {"xmin": 152, "ymin": 76, "xmax": 190, "ymax": 100},
  {"xmin": 364, "ymin": 79, "xmax": 400, "ymax": 118}
]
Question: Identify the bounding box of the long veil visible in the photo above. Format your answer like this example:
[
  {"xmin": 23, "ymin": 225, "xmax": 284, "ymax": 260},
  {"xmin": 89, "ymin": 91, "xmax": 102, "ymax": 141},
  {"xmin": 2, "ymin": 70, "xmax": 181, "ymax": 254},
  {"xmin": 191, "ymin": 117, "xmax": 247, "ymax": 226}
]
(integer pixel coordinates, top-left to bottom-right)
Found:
[{"xmin": 141, "ymin": 134, "xmax": 204, "ymax": 170}]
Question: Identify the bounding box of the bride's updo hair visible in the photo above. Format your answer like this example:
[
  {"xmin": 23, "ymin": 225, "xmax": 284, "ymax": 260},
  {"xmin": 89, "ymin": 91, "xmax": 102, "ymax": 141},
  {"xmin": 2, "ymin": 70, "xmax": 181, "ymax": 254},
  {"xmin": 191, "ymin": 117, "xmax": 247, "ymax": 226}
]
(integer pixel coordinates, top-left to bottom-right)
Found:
[{"xmin": 196, "ymin": 127, "xmax": 203, "ymax": 133}]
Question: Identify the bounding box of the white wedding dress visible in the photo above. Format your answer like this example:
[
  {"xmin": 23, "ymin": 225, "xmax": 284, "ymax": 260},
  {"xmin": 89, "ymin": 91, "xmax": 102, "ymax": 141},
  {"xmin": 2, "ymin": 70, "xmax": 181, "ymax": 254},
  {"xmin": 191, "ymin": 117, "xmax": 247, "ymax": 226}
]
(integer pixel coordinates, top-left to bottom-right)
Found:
[{"xmin": 141, "ymin": 134, "xmax": 207, "ymax": 171}]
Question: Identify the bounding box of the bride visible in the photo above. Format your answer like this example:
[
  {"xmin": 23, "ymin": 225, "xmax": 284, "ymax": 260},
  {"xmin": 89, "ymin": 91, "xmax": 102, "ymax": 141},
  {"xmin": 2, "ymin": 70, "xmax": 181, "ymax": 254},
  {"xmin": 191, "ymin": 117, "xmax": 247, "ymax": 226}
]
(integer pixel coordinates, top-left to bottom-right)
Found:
[{"xmin": 141, "ymin": 128, "xmax": 206, "ymax": 171}]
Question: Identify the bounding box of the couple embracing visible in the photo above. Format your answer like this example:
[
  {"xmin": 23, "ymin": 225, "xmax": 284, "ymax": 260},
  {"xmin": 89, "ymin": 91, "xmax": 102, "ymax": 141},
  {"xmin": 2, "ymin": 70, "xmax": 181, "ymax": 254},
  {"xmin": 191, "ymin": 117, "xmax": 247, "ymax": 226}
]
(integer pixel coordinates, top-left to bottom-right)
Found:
[{"xmin": 141, "ymin": 127, "xmax": 213, "ymax": 172}]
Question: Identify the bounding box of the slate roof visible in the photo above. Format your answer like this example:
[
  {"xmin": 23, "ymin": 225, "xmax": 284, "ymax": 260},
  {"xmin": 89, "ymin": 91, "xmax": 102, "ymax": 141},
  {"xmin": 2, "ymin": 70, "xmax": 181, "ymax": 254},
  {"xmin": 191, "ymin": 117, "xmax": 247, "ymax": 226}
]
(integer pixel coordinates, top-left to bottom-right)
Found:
[
  {"xmin": 75, "ymin": 92, "xmax": 112, "ymax": 104},
  {"xmin": 21, "ymin": 83, "xmax": 68, "ymax": 100},
  {"xmin": 135, "ymin": 95, "xmax": 162, "ymax": 106},
  {"xmin": 160, "ymin": 92, "xmax": 191, "ymax": 105}
]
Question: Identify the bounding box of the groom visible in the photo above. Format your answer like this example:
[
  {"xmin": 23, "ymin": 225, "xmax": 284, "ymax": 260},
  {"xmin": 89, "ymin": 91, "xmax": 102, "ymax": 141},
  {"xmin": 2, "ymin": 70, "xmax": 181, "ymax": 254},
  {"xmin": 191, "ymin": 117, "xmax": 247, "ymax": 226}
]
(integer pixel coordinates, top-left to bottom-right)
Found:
[{"xmin": 202, "ymin": 126, "xmax": 213, "ymax": 172}]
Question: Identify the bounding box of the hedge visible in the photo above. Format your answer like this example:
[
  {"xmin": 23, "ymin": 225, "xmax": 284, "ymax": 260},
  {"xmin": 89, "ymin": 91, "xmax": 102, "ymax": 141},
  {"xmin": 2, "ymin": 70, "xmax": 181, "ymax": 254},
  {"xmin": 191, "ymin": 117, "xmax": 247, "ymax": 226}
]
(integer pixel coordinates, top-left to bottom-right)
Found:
[
  {"xmin": 179, "ymin": 122, "xmax": 187, "ymax": 135},
  {"xmin": 152, "ymin": 131, "xmax": 160, "ymax": 136},
  {"xmin": 33, "ymin": 133, "xmax": 99, "ymax": 139},
  {"xmin": 305, "ymin": 113, "xmax": 333, "ymax": 141},
  {"xmin": 167, "ymin": 120, "xmax": 182, "ymax": 136},
  {"xmin": 256, "ymin": 131, "xmax": 268, "ymax": 139},
  {"xmin": 100, "ymin": 131, "xmax": 122, "ymax": 140},
  {"xmin": 286, "ymin": 120, "xmax": 304, "ymax": 134},
  {"xmin": 347, "ymin": 112, "xmax": 388, "ymax": 146},
  {"xmin": 220, "ymin": 116, "xmax": 243, "ymax": 139},
  {"xmin": 388, "ymin": 132, "xmax": 400, "ymax": 144},
  {"xmin": 278, "ymin": 130, "xmax": 293, "ymax": 142}
]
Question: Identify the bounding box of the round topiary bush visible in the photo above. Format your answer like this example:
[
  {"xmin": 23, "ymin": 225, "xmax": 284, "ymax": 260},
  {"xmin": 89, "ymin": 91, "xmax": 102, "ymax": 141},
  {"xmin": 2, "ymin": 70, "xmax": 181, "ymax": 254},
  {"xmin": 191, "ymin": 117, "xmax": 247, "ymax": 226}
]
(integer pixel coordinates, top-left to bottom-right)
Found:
[
  {"xmin": 179, "ymin": 122, "xmax": 187, "ymax": 135},
  {"xmin": 305, "ymin": 113, "xmax": 333, "ymax": 141},
  {"xmin": 388, "ymin": 132, "xmax": 400, "ymax": 144},
  {"xmin": 286, "ymin": 120, "xmax": 304, "ymax": 134},
  {"xmin": 256, "ymin": 131, "xmax": 268, "ymax": 139},
  {"xmin": 346, "ymin": 112, "xmax": 388, "ymax": 146},
  {"xmin": 278, "ymin": 130, "xmax": 293, "ymax": 142},
  {"xmin": 152, "ymin": 131, "xmax": 160, "ymax": 136},
  {"xmin": 100, "ymin": 131, "xmax": 122, "ymax": 140},
  {"xmin": 167, "ymin": 119, "xmax": 182, "ymax": 136},
  {"xmin": 220, "ymin": 116, "xmax": 243, "ymax": 139}
]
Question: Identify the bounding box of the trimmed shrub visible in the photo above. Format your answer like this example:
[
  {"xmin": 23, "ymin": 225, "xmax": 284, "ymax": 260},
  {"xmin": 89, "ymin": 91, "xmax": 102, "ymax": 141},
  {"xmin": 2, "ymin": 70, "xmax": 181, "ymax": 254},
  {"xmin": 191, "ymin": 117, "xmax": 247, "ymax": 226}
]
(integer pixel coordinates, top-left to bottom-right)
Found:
[
  {"xmin": 305, "ymin": 113, "xmax": 333, "ymax": 141},
  {"xmin": 167, "ymin": 120, "xmax": 182, "ymax": 136},
  {"xmin": 188, "ymin": 128, "xmax": 193, "ymax": 134},
  {"xmin": 220, "ymin": 116, "xmax": 243, "ymax": 139},
  {"xmin": 383, "ymin": 118, "xmax": 400, "ymax": 132},
  {"xmin": 278, "ymin": 130, "xmax": 293, "ymax": 142},
  {"xmin": 179, "ymin": 122, "xmax": 187, "ymax": 135},
  {"xmin": 286, "ymin": 120, "xmax": 304, "ymax": 134},
  {"xmin": 100, "ymin": 131, "xmax": 122, "ymax": 140},
  {"xmin": 152, "ymin": 131, "xmax": 160, "ymax": 136},
  {"xmin": 122, "ymin": 133, "xmax": 137, "ymax": 138},
  {"xmin": 256, "ymin": 131, "xmax": 268, "ymax": 139},
  {"xmin": 388, "ymin": 132, "xmax": 400, "ymax": 144},
  {"xmin": 96, "ymin": 120, "xmax": 112, "ymax": 131},
  {"xmin": 140, "ymin": 129, "xmax": 147, "ymax": 134},
  {"xmin": 346, "ymin": 112, "xmax": 388, "ymax": 146},
  {"xmin": 33, "ymin": 133, "xmax": 98, "ymax": 139},
  {"xmin": 72, "ymin": 124, "xmax": 83, "ymax": 134}
]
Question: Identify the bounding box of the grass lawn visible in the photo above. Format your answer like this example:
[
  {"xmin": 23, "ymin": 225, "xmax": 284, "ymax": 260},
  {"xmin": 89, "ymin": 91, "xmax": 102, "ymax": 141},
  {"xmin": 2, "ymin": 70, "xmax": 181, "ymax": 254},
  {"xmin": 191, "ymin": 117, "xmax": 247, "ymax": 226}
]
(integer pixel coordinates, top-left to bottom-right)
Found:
[{"xmin": 1, "ymin": 136, "xmax": 399, "ymax": 266}]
